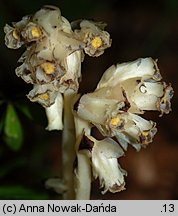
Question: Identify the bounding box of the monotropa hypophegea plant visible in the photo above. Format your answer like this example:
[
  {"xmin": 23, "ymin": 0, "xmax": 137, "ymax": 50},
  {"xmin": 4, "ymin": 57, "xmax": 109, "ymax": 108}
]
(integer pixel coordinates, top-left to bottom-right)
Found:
[{"xmin": 4, "ymin": 5, "xmax": 173, "ymax": 199}]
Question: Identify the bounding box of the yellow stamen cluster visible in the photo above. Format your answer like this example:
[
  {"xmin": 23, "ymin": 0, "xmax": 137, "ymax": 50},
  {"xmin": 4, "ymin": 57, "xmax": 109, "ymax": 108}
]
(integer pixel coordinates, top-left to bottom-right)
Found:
[
  {"xmin": 142, "ymin": 131, "xmax": 149, "ymax": 137},
  {"xmin": 110, "ymin": 116, "xmax": 121, "ymax": 126},
  {"xmin": 91, "ymin": 37, "xmax": 102, "ymax": 49},
  {"xmin": 41, "ymin": 62, "xmax": 55, "ymax": 75},
  {"xmin": 38, "ymin": 93, "xmax": 49, "ymax": 100},
  {"xmin": 31, "ymin": 26, "xmax": 41, "ymax": 38},
  {"xmin": 12, "ymin": 30, "xmax": 19, "ymax": 40}
]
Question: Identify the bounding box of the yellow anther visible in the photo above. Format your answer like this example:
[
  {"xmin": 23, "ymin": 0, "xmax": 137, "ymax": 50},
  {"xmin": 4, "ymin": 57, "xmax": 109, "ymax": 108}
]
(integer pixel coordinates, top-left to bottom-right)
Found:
[
  {"xmin": 110, "ymin": 117, "xmax": 120, "ymax": 126},
  {"xmin": 38, "ymin": 93, "xmax": 49, "ymax": 100},
  {"xmin": 31, "ymin": 26, "xmax": 41, "ymax": 38},
  {"xmin": 91, "ymin": 37, "xmax": 102, "ymax": 48},
  {"xmin": 41, "ymin": 62, "xmax": 55, "ymax": 75},
  {"xmin": 142, "ymin": 131, "xmax": 149, "ymax": 137},
  {"xmin": 12, "ymin": 30, "xmax": 19, "ymax": 40},
  {"xmin": 161, "ymin": 96, "xmax": 167, "ymax": 104}
]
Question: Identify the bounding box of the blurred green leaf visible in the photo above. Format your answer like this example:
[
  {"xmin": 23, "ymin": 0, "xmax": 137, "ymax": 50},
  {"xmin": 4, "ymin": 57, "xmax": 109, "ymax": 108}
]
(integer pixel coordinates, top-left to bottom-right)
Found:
[
  {"xmin": 3, "ymin": 104, "xmax": 23, "ymax": 151},
  {"xmin": 0, "ymin": 185, "xmax": 48, "ymax": 199}
]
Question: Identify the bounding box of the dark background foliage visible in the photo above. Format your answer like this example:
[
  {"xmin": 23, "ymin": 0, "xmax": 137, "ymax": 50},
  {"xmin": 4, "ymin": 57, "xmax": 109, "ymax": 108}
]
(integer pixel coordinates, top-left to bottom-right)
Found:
[{"xmin": 0, "ymin": 0, "xmax": 177, "ymax": 199}]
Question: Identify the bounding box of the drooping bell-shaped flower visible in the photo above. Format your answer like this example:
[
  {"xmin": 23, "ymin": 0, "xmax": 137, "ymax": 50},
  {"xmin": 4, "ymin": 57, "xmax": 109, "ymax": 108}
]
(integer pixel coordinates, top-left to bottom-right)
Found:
[
  {"xmin": 77, "ymin": 58, "xmax": 173, "ymax": 150},
  {"xmin": 74, "ymin": 58, "xmax": 173, "ymax": 194},
  {"xmin": 78, "ymin": 134, "xmax": 126, "ymax": 194},
  {"xmin": 72, "ymin": 20, "xmax": 111, "ymax": 57}
]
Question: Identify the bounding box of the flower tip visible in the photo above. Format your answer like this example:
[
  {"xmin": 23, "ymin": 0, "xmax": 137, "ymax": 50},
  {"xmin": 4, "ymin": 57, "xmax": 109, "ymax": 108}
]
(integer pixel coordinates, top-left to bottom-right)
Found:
[
  {"xmin": 158, "ymin": 83, "xmax": 174, "ymax": 117},
  {"xmin": 4, "ymin": 24, "xmax": 23, "ymax": 49},
  {"xmin": 102, "ymin": 182, "xmax": 126, "ymax": 195}
]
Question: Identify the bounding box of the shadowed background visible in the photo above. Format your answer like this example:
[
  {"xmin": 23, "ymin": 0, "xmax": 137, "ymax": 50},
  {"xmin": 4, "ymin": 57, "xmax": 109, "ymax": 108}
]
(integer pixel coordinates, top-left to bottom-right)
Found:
[{"xmin": 0, "ymin": 0, "xmax": 177, "ymax": 199}]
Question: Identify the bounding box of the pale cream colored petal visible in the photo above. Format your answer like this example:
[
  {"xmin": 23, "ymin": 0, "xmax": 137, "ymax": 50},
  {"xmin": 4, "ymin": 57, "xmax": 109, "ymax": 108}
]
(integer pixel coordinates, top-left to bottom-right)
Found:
[
  {"xmin": 74, "ymin": 20, "xmax": 111, "ymax": 57},
  {"xmin": 108, "ymin": 112, "xmax": 157, "ymax": 148},
  {"xmin": 21, "ymin": 22, "xmax": 44, "ymax": 42},
  {"xmin": 124, "ymin": 113, "xmax": 157, "ymax": 145},
  {"xmin": 15, "ymin": 63, "xmax": 33, "ymax": 84},
  {"xmin": 33, "ymin": 6, "xmax": 63, "ymax": 34},
  {"xmin": 80, "ymin": 134, "xmax": 126, "ymax": 194},
  {"xmin": 4, "ymin": 24, "xmax": 24, "ymax": 49},
  {"xmin": 130, "ymin": 81, "xmax": 164, "ymax": 111},
  {"xmin": 157, "ymin": 83, "xmax": 174, "ymax": 116},
  {"xmin": 59, "ymin": 50, "xmax": 83, "ymax": 92},
  {"xmin": 77, "ymin": 93, "xmax": 117, "ymax": 125},
  {"xmin": 45, "ymin": 92, "xmax": 63, "ymax": 130},
  {"xmin": 27, "ymin": 84, "xmax": 58, "ymax": 107},
  {"xmin": 97, "ymin": 58, "xmax": 161, "ymax": 88},
  {"xmin": 89, "ymin": 136, "xmax": 126, "ymax": 194}
]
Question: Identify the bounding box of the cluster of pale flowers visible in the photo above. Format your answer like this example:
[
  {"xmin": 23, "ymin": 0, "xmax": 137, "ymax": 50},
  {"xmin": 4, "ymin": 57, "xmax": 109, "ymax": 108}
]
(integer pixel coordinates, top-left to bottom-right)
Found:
[
  {"xmin": 4, "ymin": 6, "xmax": 173, "ymax": 195},
  {"xmin": 4, "ymin": 5, "xmax": 111, "ymax": 130},
  {"xmin": 75, "ymin": 58, "xmax": 173, "ymax": 193}
]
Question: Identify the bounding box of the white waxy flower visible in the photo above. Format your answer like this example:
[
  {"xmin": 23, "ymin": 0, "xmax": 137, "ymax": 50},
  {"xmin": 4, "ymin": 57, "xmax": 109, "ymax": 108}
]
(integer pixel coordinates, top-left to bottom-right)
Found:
[
  {"xmin": 108, "ymin": 112, "xmax": 157, "ymax": 151},
  {"xmin": 77, "ymin": 58, "xmax": 173, "ymax": 150},
  {"xmin": 73, "ymin": 20, "xmax": 111, "ymax": 57},
  {"xmin": 75, "ymin": 57, "xmax": 173, "ymax": 194},
  {"xmin": 79, "ymin": 134, "xmax": 126, "ymax": 194},
  {"xmin": 4, "ymin": 6, "xmax": 112, "ymax": 108},
  {"xmin": 4, "ymin": 6, "xmax": 111, "ymax": 131},
  {"xmin": 4, "ymin": 6, "xmax": 84, "ymax": 108},
  {"xmin": 4, "ymin": 15, "xmax": 30, "ymax": 49},
  {"xmin": 97, "ymin": 58, "xmax": 173, "ymax": 115},
  {"xmin": 97, "ymin": 58, "xmax": 162, "ymax": 87},
  {"xmin": 27, "ymin": 83, "xmax": 58, "ymax": 107}
]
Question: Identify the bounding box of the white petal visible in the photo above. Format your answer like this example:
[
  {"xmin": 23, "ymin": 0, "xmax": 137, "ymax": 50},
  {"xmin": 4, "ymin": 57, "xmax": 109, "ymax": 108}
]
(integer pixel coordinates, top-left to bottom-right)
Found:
[
  {"xmin": 123, "ymin": 113, "xmax": 157, "ymax": 145},
  {"xmin": 93, "ymin": 137, "xmax": 124, "ymax": 158},
  {"xmin": 45, "ymin": 92, "xmax": 63, "ymax": 130},
  {"xmin": 27, "ymin": 84, "xmax": 57, "ymax": 107},
  {"xmin": 74, "ymin": 20, "xmax": 111, "ymax": 57},
  {"xmin": 91, "ymin": 137, "xmax": 126, "ymax": 194},
  {"xmin": 157, "ymin": 83, "xmax": 174, "ymax": 116},
  {"xmin": 97, "ymin": 58, "xmax": 159, "ymax": 88},
  {"xmin": 110, "ymin": 112, "xmax": 157, "ymax": 147},
  {"xmin": 33, "ymin": 6, "xmax": 63, "ymax": 34},
  {"xmin": 129, "ymin": 113, "xmax": 154, "ymax": 130},
  {"xmin": 77, "ymin": 93, "xmax": 117, "ymax": 125},
  {"xmin": 115, "ymin": 132, "xmax": 129, "ymax": 151},
  {"xmin": 131, "ymin": 81, "xmax": 164, "ymax": 111}
]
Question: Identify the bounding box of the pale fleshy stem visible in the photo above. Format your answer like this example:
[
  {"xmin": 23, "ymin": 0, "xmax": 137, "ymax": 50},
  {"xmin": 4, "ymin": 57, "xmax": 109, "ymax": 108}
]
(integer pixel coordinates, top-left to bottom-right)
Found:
[
  {"xmin": 74, "ymin": 116, "xmax": 92, "ymax": 200},
  {"xmin": 62, "ymin": 89, "xmax": 76, "ymax": 199},
  {"xmin": 61, "ymin": 50, "xmax": 83, "ymax": 199},
  {"xmin": 75, "ymin": 151, "xmax": 91, "ymax": 199}
]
